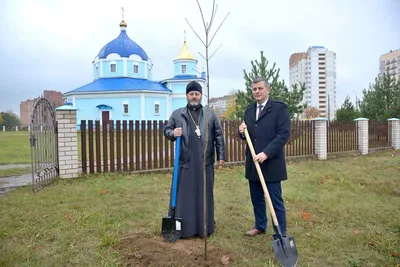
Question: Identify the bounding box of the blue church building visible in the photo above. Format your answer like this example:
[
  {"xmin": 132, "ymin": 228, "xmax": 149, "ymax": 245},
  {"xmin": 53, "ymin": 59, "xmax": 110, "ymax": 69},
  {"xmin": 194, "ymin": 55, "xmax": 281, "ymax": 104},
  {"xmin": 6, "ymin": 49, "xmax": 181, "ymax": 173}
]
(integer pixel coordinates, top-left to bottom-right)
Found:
[{"xmin": 63, "ymin": 19, "xmax": 207, "ymax": 129}]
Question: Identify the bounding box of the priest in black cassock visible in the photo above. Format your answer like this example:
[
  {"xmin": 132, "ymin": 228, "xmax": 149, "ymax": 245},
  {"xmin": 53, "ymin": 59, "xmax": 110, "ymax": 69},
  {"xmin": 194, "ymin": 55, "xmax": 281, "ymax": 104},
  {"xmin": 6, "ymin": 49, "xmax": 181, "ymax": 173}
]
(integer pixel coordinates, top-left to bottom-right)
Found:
[{"xmin": 163, "ymin": 81, "xmax": 225, "ymax": 238}]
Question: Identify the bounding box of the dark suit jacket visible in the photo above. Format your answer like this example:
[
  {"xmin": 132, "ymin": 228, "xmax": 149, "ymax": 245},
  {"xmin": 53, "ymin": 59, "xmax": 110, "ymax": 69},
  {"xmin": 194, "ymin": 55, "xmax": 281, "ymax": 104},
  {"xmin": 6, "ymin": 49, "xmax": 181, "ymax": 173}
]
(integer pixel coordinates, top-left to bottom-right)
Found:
[{"xmin": 239, "ymin": 99, "xmax": 291, "ymax": 182}]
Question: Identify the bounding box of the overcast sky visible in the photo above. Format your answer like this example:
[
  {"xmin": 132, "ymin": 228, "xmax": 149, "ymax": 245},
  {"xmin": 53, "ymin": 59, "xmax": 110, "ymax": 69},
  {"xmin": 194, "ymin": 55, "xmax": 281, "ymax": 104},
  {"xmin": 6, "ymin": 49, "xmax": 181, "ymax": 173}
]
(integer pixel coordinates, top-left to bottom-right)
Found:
[{"xmin": 0, "ymin": 0, "xmax": 399, "ymax": 116}]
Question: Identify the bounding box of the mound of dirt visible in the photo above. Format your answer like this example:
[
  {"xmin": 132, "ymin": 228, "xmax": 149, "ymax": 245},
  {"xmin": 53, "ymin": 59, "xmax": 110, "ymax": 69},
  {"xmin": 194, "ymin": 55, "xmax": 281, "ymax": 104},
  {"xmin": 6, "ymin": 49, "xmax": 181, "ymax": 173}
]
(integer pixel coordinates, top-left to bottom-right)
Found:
[{"xmin": 115, "ymin": 232, "xmax": 237, "ymax": 267}]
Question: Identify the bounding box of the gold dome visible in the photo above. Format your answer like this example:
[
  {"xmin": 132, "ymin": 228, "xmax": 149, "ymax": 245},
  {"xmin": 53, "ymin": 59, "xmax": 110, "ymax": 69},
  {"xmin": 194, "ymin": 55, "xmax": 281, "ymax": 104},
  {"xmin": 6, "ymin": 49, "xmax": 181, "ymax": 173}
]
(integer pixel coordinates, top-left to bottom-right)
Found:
[
  {"xmin": 175, "ymin": 31, "xmax": 196, "ymax": 61},
  {"xmin": 120, "ymin": 20, "xmax": 127, "ymax": 27},
  {"xmin": 175, "ymin": 40, "xmax": 196, "ymax": 61}
]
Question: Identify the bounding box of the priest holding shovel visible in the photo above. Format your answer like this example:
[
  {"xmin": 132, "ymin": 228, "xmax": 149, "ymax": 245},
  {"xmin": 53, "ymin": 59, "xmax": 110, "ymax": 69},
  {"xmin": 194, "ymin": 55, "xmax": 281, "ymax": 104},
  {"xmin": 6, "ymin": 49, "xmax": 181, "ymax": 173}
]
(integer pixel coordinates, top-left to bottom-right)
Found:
[{"xmin": 163, "ymin": 81, "xmax": 225, "ymax": 240}]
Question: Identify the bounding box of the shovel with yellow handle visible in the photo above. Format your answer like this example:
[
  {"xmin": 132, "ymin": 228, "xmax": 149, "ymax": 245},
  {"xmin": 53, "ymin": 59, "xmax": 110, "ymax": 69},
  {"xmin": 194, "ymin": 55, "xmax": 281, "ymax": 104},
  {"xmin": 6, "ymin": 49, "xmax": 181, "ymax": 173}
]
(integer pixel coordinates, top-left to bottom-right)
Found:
[{"xmin": 244, "ymin": 129, "xmax": 298, "ymax": 267}]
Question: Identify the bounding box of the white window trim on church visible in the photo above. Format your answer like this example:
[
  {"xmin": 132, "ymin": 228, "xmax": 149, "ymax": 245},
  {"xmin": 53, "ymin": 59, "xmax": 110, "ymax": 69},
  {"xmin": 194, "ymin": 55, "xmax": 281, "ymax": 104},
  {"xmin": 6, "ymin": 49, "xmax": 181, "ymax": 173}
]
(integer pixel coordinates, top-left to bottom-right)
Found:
[{"xmin": 122, "ymin": 101, "xmax": 129, "ymax": 115}]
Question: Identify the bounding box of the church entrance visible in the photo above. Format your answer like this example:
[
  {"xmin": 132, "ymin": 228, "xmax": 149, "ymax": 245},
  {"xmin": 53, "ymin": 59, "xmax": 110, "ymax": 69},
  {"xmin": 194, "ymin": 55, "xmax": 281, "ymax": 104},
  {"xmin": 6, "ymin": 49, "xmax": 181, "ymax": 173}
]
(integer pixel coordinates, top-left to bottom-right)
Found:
[{"xmin": 102, "ymin": 111, "xmax": 110, "ymax": 125}]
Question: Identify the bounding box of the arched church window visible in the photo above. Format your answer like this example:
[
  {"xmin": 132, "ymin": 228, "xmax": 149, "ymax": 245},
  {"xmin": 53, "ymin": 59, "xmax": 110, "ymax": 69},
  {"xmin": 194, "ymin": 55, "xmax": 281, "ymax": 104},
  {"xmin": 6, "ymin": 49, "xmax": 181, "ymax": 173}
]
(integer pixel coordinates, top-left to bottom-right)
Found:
[{"xmin": 181, "ymin": 65, "xmax": 186, "ymax": 74}]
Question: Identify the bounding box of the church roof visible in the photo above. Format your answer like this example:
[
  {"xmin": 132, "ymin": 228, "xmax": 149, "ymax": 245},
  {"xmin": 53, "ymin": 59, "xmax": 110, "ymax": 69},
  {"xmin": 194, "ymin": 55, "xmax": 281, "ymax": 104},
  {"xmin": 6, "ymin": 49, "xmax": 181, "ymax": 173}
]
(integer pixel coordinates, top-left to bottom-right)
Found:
[
  {"xmin": 97, "ymin": 20, "xmax": 149, "ymax": 61},
  {"xmin": 64, "ymin": 78, "xmax": 171, "ymax": 95}
]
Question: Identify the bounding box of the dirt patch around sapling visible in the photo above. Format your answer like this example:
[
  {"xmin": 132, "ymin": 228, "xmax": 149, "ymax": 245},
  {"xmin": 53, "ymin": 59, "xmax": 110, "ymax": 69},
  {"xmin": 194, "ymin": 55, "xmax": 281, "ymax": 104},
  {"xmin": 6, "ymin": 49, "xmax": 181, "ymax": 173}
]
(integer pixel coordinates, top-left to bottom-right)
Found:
[{"xmin": 114, "ymin": 232, "xmax": 238, "ymax": 266}]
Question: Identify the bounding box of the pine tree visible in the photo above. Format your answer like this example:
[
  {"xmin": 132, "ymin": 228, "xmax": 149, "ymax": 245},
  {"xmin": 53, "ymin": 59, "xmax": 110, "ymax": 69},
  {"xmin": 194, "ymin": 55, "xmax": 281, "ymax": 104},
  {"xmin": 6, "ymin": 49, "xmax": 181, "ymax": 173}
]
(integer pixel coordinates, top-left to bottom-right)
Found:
[
  {"xmin": 233, "ymin": 51, "xmax": 307, "ymax": 120},
  {"xmin": 359, "ymin": 73, "xmax": 400, "ymax": 121},
  {"xmin": 335, "ymin": 96, "xmax": 360, "ymax": 122}
]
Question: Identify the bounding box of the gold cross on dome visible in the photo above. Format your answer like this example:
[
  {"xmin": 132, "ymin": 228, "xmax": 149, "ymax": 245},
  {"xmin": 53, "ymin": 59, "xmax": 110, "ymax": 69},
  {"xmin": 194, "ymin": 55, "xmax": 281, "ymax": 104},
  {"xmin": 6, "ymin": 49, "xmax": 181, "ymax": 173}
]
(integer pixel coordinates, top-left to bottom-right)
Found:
[{"xmin": 121, "ymin": 7, "xmax": 125, "ymax": 20}]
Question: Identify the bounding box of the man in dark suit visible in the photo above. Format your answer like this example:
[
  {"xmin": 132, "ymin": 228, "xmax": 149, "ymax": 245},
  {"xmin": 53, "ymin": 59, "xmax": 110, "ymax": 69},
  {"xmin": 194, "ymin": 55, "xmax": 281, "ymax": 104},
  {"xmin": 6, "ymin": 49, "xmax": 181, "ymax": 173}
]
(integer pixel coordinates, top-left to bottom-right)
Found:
[{"xmin": 238, "ymin": 77, "xmax": 290, "ymax": 238}]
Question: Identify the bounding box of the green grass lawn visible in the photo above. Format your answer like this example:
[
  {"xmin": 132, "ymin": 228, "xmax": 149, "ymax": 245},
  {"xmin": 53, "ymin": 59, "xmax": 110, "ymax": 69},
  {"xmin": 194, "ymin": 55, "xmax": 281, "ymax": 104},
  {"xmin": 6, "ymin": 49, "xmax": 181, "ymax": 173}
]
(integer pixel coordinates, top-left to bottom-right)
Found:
[
  {"xmin": 0, "ymin": 167, "xmax": 31, "ymax": 178},
  {"xmin": 0, "ymin": 132, "xmax": 31, "ymax": 164},
  {"xmin": 0, "ymin": 131, "xmax": 164, "ymax": 166},
  {"xmin": 0, "ymin": 150, "xmax": 399, "ymax": 266}
]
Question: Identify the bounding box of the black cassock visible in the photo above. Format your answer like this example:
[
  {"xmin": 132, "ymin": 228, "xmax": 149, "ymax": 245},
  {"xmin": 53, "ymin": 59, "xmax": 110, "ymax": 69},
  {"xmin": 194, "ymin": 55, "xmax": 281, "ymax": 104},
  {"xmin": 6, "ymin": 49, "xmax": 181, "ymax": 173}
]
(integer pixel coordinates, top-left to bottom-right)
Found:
[{"xmin": 169, "ymin": 111, "xmax": 215, "ymax": 238}]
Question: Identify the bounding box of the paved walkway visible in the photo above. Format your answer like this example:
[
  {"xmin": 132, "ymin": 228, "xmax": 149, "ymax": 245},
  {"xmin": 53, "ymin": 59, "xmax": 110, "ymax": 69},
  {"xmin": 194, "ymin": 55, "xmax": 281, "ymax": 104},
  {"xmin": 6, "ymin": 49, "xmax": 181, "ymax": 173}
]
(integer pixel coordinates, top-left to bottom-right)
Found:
[
  {"xmin": 0, "ymin": 165, "xmax": 32, "ymax": 197},
  {"xmin": 0, "ymin": 174, "xmax": 32, "ymax": 189}
]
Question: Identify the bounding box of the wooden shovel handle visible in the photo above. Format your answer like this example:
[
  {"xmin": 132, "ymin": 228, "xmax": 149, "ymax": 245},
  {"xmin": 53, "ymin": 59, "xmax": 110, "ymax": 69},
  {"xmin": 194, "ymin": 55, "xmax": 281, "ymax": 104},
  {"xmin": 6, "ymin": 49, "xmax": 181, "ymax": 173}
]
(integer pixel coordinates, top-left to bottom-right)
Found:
[{"xmin": 244, "ymin": 129, "xmax": 280, "ymax": 228}]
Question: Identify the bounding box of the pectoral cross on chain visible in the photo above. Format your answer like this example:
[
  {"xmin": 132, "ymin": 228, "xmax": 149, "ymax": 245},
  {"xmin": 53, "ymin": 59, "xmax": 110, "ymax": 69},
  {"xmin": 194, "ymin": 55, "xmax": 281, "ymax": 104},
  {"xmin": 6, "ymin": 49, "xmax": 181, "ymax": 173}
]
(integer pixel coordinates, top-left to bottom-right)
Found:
[{"xmin": 195, "ymin": 126, "xmax": 201, "ymax": 138}]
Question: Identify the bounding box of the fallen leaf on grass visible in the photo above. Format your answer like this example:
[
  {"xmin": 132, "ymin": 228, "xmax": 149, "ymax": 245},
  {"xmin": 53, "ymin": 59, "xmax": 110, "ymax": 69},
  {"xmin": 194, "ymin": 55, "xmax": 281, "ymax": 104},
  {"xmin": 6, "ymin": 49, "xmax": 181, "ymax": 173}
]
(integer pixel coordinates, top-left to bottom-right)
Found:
[
  {"xmin": 301, "ymin": 211, "xmax": 312, "ymax": 222},
  {"xmin": 353, "ymin": 229, "xmax": 360, "ymax": 235},
  {"xmin": 367, "ymin": 241, "xmax": 376, "ymax": 247},
  {"xmin": 65, "ymin": 213, "xmax": 77, "ymax": 223},
  {"xmin": 318, "ymin": 176, "xmax": 329, "ymax": 185},
  {"xmin": 99, "ymin": 189, "xmax": 108, "ymax": 195},
  {"xmin": 392, "ymin": 251, "xmax": 400, "ymax": 257},
  {"xmin": 306, "ymin": 233, "xmax": 311, "ymax": 236},
  {"xmin": 65, "ymin": 213, "xmax": 72, "ymax": 221},
  {"xmin": 221, "ymin": 255, "xmax": 230, "ymax": 265}
]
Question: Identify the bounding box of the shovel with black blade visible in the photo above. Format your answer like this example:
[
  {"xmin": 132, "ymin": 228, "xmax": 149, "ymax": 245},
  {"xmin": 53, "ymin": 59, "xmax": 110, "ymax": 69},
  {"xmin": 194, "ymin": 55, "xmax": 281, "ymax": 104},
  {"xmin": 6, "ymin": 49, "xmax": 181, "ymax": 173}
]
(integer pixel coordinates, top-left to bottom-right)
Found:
[
  {"xmin": 244, "ymin": 129, "xmax": 298, "ymax": 267},
  {"xmin": 162, "ymin": 136, "xmax": 183, "ymax": 243}
]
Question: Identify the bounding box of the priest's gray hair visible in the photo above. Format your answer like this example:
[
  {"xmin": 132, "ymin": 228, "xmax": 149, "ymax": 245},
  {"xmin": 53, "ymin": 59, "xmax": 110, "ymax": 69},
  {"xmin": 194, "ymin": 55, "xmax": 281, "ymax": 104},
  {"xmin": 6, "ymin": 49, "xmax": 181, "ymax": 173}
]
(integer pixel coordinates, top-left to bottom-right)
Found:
[{"xmin": 252, "ymin": 77, "xmax": 270, "ymax": 88}]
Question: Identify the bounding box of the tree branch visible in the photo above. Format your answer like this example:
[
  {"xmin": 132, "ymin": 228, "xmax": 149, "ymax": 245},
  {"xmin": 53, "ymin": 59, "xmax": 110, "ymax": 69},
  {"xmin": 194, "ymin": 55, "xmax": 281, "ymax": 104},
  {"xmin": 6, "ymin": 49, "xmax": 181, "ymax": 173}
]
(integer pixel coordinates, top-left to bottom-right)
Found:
[
  {"xmin": 207, "ymin": 0, "xmax": 217, "ymax": 33},
  {"xmin": 198, "ymin": 52, "xmax": 207, "ymax": 60},
  {"xmin": 185, "ymin": 18, "xmax": 206, "ymax": 47},
  {"xmin": 196, "ymin": 0, "xmax": 208, "ymax": 32},
  {"xmin": 209, "ymin": 43, "xmax": 222, "ymax": 60},
  {"xmin": 208, "ymin": 12, "xmax": 230, "ymax": 47},
  {"xmin": 192, "ymin": 67, "xmax": 202, "ymax": 75}
]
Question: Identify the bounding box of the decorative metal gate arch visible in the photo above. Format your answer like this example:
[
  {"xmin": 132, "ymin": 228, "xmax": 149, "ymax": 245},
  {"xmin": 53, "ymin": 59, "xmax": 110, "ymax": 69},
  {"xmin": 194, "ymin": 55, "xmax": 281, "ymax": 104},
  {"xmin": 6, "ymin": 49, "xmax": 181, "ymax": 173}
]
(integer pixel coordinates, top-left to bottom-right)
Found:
[{"xmin": 29, "ymin": 97, "xmax": 59, "ymax": 192}]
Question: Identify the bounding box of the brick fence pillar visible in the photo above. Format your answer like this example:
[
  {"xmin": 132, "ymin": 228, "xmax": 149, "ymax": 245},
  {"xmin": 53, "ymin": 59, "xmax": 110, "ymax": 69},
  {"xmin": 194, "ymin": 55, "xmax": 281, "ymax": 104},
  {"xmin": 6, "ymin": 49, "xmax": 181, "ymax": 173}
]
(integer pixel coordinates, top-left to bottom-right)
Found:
[
  {"xmin": 56, "ymin": 105, "xmax": 79, "ymax": 179},
  {"xmin": 388, "ymin": 118, "xmax": 400, "ymax": 150},
  {"xmin": 354, "ymin": 118, "xmax": 369, "ymax": 155},
  {"xmin": 313, "ymin": 118, "xmax": 328, "ymax": 160}
]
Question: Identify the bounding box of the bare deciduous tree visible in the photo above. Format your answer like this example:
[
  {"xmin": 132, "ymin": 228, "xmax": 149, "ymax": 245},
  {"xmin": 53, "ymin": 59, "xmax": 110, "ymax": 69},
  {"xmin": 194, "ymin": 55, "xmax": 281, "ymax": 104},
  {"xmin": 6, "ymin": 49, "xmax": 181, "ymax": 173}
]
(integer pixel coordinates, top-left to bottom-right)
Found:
[{"xmin": 185, "ymin": 0, "xmax": 229, "ymax": 261}]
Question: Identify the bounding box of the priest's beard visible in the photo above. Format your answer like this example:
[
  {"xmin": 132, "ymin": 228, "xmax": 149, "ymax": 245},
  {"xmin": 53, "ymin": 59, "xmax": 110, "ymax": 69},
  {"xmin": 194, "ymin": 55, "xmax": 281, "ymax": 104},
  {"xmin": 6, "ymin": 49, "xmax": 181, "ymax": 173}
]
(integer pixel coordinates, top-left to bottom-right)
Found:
[{"xmin": 188, "ymin": 101, "xmax": 201, "ymax": 109}]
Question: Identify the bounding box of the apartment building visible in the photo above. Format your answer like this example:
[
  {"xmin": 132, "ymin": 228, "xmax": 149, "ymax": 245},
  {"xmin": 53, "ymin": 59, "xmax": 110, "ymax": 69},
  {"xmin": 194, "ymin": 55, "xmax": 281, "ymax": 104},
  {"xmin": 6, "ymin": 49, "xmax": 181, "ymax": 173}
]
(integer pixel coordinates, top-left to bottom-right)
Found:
[
  {"xmin": 20, "ymin": 90, "xmax": 64, "ymax": 127},
  {"xmin": 379, "ymin": 49, "xmax": 400, "ymax": 81},
  {"xmin": 289, "ymin": 46, "xmax": 337, "ymax": 120},
  {"xmin": 209, "ymin": 94, "xmax": 235, "ymax": 117}
]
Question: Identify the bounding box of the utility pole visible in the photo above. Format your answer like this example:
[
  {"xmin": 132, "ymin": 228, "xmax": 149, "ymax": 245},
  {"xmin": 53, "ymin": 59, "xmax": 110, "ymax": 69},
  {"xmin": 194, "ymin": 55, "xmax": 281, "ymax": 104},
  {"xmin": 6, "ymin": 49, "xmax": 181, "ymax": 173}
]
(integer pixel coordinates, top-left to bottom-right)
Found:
[{"xmin": 353, "ymin": 89, "xmax": 358, "ymax": 111}]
